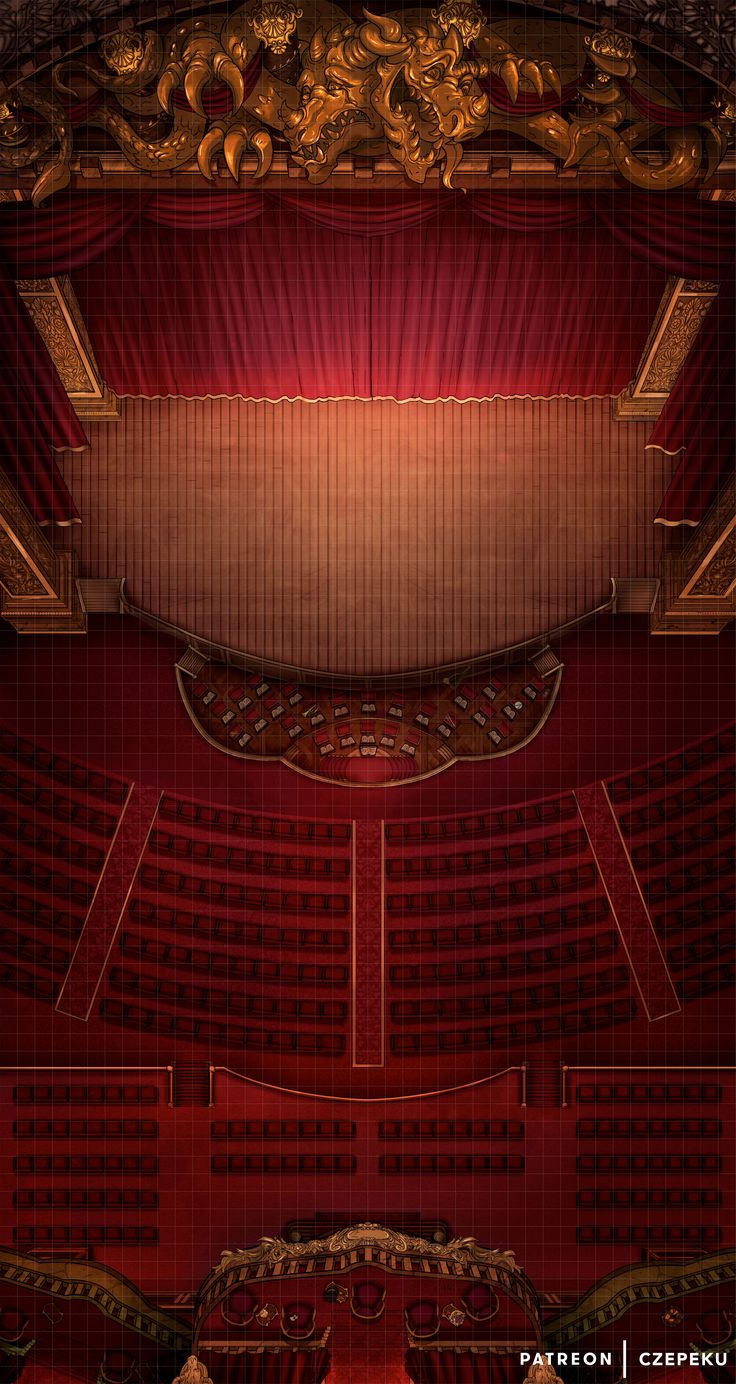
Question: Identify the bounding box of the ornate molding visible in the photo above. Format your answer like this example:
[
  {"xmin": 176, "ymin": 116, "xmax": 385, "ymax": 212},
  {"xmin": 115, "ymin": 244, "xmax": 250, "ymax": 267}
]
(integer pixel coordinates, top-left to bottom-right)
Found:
[
  {"xmin": 0, "ymin": 7, "xmax": 732, "ymax": 198},
  {"xmin": 16, "ymin": 275, "xmax": 119, "ymax": 420},
  {"xmin": 651, "ymin": 473, "xmax": 736, "ymax": 633},
  {"xmin": 219, "ymin": 1225, "xmax": 518, "ymax": 1272},
  {"xmin": 614, "ymin": 278, "xmax": 717, "ymax": 420},
  {"xmin": 545, "ymin": 1250, "xmax": 736, "ymax": 1346},
  {"xmin": 0, "ymin": 469, "xmax": 86, "ymax": 632},
  {"xmin": 173, "ymin": 1361, "xmax": 212, "ymax": 1384},
  {"xmin": 0, "ymin": 1249, "xmax": 190, "ymax": 1352},
  {"xmin": 195, "ymin": 1224, "xmax": 540, "ymax": 1344}
]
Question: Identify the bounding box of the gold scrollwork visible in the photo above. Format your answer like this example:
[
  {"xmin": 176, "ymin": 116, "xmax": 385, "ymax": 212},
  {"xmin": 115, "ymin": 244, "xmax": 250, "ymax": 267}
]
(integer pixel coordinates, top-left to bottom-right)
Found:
[
  {"xmin": 217, "ymin": 1224, "xmax": 518, "ymax": 1273},
  {"xmin": 248, "ymin": 1, "xmax": 304, "ymax": 54}
]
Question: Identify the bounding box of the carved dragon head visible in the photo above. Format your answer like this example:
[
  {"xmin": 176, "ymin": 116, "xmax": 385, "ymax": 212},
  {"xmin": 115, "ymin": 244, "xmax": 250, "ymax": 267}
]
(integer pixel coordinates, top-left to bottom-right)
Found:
[
  {"xmin": 359, "ymin": 10, "xmax": 489, "ymax": 184},
  {"xmin": 268, "ymin": 21, "xmax": 383, "ymax": 182}
]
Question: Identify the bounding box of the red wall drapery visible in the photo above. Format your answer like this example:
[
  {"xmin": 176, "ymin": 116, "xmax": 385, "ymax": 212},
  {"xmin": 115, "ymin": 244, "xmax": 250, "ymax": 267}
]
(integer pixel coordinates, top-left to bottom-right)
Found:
[
  {"xmin": 200, "ymin": 1350, "xmax": 329, "ymax": 1384},
  {"xmin": 0, "ymin": 189, "xmax": 733, "ymax": 526},
  {"xmin": 405, "ymin": 1350, "xmax": 521, "ymax": 1383}
]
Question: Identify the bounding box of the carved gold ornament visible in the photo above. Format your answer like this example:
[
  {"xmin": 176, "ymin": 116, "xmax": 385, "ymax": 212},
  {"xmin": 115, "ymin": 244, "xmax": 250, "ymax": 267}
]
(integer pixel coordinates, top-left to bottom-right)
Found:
[
  {"xmin": 248, "ymin": 1, "xmax": 303, "ymax": 54},
  {"xmin": 173, "ymin": 1360, "xmax": 212, "ymax": 1384},
  {"xmin": 523, "ymin": 1361, "xmax": 566, "ymax": 1384},
  {"xmin": 100, "ymin": 30, "xmax": 146, "ymax": 75},
  {"xmin": 584, "ymin": 28, "xmax": 635, "ymax": 62},
  {"xmin": 0, "ymin": 99, "xmax": 27, "ymax": 146},
  {"xmin": 431, "ymin": 0, "xmax": 484, "ymax": 47},
  {"xmin": 0, "ymin": 3, "xmax": 721, "ymax": 200},
  {"xmin": 442, "ymin": 1303, "xmax": 467, "ymax": 1326},
  {"xmin": 218, "ymin": 1223, "xmax": 518, "ymax": 1271}
]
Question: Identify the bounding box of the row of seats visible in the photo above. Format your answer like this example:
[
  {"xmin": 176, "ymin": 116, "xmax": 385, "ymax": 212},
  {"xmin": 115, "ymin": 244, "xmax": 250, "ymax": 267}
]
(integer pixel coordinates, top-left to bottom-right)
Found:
[
  {"xmin": 14, "ymin": 1119, "xmax": 158, "ymax": 1137},
  {"xmin": 391, "ymin": 998, "xmax": 636, "ymax": 1053},
  {"xmin": 108, "ymin": 968, "xmax": 348, "ymax": 1022},
  {"xmin": 653, "ymin": 888, "xmax": 735, "ymax": 938},
  {"xmin": 379, "ymin": 1120, "xmax": 523, "ymax": 1140},
  {"xmin": 99, "ymin": 998, "xmax": 346, "ymax": 1053},
  {"xmin": 158, "ymin": 795, "xmax": 352, "ymax": 841},
  {"xmin": 677, "ymin": 961, "xmax": 736, "ymax": 1000},
  {"xmin": 13, "ymin": 1083, "xmax": 159, "ymax": 1105},
  {"xmin": 14, "ymin": 1155, "xmax": 159, "ymax": 1173},
  {"xmin": 618, "ymin": 768, "xmax": 735, "ymax": 835},
  {"xmin": 607, "ymin": 726, "xmax": 735, "ymax": 804},
  {"xmin": 577, "ymin": 1226, "xmax": 721, "ymax": 1244},
  {"xmin": 384, "ymin": 828, "xmax": 588, "ymax": 879},
  {"xmin": 211, "ymin": 1120, "xmax": 355, "ymax": 1139},
  {"xmin": 388, "ymin": 897, "xmax": 610, "ymax": 953},
  {"xmin": 148, "ymin": 831, "xmax": 351, "ymax": 879},
  {"xmin": 0, "ymin": 852, "xmax": 93, "ymax": 906},
  {"xmin": 380, "ymin": 1154, "xmax": 524, "ymax": 1173},
  {"xmin": 137, "ymin": 865, "xmax": 351, "ymax": 914},
  {"xmin": 14, "ymin": 1189, "xmax": 159, "ymax": 1208},
  {"xmin": 667, "ymin": 928, "xmax": 735, "ymax": 967},
  {"xmin": 0, "ymin": 768, "xmax": 119, "ymax": 837},
  {"xmin": 575, "ymin": 1082, "xmax": 721, "ymax": 1103},
  {"xmin": 0, "ymin": 888, "xmax": 82, "ymax": 938},
  {"xmin": 13, "ymin": 1227, "xmax": 158, "ymax": 1247},
  {"xmin": 119, "ymin": 932, "xmax": 349, "ymax": 985},
  {"xmin": 577, "ymin": 1154, "xmax": 721, "ymax": 1172},
  {"xmin": 630, "ymin": 810, "xmax": 734, "ymax": 869},
  {"xmin": 577, "ymin": 1117, "xmax": 721, "ymax": 1136},
  {"xmin": 390, "ymin": 933, "xmax": 619, "ymax": 987},
  {"xmin": 391, "ymin": 968, "xmax": 630, "ymax": 1022},
  {"xmin": 0, "ymin": 964, "xmax": 57, "ymax": 1003},
  {"xmin": 386, "ymin": 863, "xmax": 599, "ymax": 914},
  {"xmin": 0, "ymin": 929, "xmax": 70, "ymax": 973},
  {"xmin": 129, "ymin": 900, "xmax": 350, "ymax": 952},
  {"xmin": 0, "ymin": 729, "xmax": 128, "ymax": 804},
  {"xmin": 211, "ymin": 1154, "xmax": 355, "ymax": 1173},
  {"xmin": 384, "ymin": 796, "xmax": 578, "ymax": 843},
  {"xmin": 644, "ymin": 851, "xmax": 735, "ymax": 903},
  {"xmin": 0, "ymin": 808, "xmax": 107, "ymax": 871},
  {"xmin": 577, "ymin": 1189, "xmax": 720, "ymax": 1207}
]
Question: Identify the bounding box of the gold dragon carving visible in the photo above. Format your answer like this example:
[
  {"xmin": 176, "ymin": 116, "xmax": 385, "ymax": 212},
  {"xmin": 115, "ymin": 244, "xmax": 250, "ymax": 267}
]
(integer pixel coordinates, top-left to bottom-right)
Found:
[{"xmin": 0, "ymin": 2, "xmax": 731, "ymax": 199}]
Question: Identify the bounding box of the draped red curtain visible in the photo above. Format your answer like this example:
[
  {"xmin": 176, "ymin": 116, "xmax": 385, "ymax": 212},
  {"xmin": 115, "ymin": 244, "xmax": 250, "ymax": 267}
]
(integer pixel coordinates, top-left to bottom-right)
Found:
[
  {"xmin": 405, "ymin": 1349, "xmax": 521, "ymax": 1383},
  {"xmin": 67, "ymin": 204, "xmax": 664, "ymax": 403},
  {"xmin": 0, "ymin": 189, "xmax": 733, "ymax": 526},
  {"xmin": 0, "ymin": 263, "xmax": 87, "ymax": 523},
  {"xmin": 200, "ymin": 1349, "xmax": 329, "ymax": 1384}
]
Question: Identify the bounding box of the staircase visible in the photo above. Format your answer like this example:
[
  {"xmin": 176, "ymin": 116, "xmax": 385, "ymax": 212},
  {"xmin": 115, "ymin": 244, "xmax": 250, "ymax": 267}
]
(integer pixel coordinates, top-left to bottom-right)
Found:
[{"xmin": 170, "ymin": 1062, "xmax": 212, "ymax": 1107}]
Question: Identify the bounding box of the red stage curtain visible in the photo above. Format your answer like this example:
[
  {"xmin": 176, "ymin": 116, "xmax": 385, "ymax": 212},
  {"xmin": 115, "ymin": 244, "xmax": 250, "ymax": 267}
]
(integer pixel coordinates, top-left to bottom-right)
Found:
[
  {"xmin": 0, "ymin": 192, "xmax": 140, "ymax": 524},
  {"xmin": 646, "ymin": 277, "xmax": 736, "ymax": 525},
  {"xmin": 405, "ymin": 1350, "xmax": 521, "ymax": 1384},
  {"xmin": 0, "ymin": 190, "xmax": 733, "ymax": 526},
  {"xmin": 201, "ymin": 1350, "xmax": 329, "ymax": 1384},
  {"xmin": 368, "ymin": 207, "xmax": 662, "ymax": 400},
  {"xmin": 67, "ymin": 202, "xmax": 665, "ymax": 402}
]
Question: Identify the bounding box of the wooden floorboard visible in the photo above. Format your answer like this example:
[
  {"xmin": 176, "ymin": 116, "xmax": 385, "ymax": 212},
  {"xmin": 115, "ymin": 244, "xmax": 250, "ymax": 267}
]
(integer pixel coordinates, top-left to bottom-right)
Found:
[{"xmin": 59, "ymin": 397, "xmax": 674, "ymax": 674}]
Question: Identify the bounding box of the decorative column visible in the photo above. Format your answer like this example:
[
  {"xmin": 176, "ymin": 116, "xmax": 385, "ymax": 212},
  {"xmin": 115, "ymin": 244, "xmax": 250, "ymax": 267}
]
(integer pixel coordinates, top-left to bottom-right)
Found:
[
  {"xmin": 0, "ymin": 469, "xmax": 86, "ymax": 632},
  {"xmin": 16, "ymin": 275, "xmax": 119, "ymax": 421},
  {"xmin": 614, "ymin": 277, "xmax": 718, "ymax": 420},
  {"xmin": 651, "ymin": 474, "xmax": 736, "ymax": 634}
]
